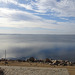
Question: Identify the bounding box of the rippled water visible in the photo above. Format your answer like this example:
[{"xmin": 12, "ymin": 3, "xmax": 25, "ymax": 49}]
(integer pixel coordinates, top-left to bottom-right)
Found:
[{"xmin": 0, "ymin": 34, "xmax": 75, "ymax": 61}]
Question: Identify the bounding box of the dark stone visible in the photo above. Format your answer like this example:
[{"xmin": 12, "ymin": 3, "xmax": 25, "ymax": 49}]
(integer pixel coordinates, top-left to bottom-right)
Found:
[{"xmin": 0, "ymin": 68, "xmax": 4, "ymax": 75}]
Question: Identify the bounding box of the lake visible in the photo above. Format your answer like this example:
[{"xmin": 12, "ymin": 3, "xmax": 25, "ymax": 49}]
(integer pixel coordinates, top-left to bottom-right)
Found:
[{"xmin": 0, "ymin": 34, "xmax": 75, "ymax": 61}]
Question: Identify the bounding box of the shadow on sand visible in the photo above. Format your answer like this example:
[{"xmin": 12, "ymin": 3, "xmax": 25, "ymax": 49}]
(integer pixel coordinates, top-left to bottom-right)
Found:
[{"xmin": 0, "ymin": 67, "xmax": 4, "ymax": 75}]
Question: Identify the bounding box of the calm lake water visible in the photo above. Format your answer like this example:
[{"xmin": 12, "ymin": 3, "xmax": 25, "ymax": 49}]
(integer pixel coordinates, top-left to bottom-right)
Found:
[{"xmin": 0, "ymin": 34, "xmax": 75, "ymax": 61}]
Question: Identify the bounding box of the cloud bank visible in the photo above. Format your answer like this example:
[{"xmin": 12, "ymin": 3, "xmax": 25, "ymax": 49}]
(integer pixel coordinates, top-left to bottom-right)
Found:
[{"xmin": 0, "ymin": 0, "xmax": 75, "ymax": 34}]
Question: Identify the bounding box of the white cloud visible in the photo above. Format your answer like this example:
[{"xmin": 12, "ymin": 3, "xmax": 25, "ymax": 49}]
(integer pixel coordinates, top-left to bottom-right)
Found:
[
  {"xmin": 0, "ymin": 8, "xmax": 41, "ymax": 21},
  {"xmin": 0, "ymin": 7, "xmax": 75, "ymax": 34},
  {"xmin": 0, "ymin": 0, "xmax": 75, "ymax": 17},
  {"xmin": 0, "ymin": 0, "xmax": 75, "ymax": 34},
  {"xmin": 0, "ymin": 0, "xmax": 33, "ymax": 10},
  {"xmin": 0, "ymin": 0, "xmax": 17, "ymax": 4},
  {"xmin": 0, "ymin": 8, "xmax": 55, "ymax": 29},
  {"xmin": 30, "ymin": 0, "xmax": 75, "ymax": 17}
]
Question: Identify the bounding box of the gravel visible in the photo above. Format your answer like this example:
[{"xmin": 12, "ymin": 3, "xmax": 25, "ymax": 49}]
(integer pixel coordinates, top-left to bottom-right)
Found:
[{"xmin": 0, "ymin": 66, "xmax": 69, "ymax": 75}]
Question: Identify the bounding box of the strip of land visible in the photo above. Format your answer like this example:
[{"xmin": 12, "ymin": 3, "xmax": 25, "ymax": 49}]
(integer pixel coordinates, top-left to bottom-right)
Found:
[{"xmin": 0, "ymin": 61, "xmax": 75, "ymax": 75}]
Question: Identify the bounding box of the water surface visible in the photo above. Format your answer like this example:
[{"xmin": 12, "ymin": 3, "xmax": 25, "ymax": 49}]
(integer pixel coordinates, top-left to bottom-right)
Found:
[{"xmin": 0, "ymin": 34, "xmax": 75, "ymax": 61}]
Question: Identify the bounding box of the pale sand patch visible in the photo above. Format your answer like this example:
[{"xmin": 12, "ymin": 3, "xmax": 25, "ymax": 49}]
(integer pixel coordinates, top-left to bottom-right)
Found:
[{"xmin": 0, "ymin": 66, "xmax": 69, "ymax": 75}]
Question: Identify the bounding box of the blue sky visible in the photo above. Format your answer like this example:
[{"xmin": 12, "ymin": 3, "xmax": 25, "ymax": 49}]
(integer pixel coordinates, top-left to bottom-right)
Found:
[{"xmin": 0, "ymin": 0, "xmax": 75, "ymax": 34}]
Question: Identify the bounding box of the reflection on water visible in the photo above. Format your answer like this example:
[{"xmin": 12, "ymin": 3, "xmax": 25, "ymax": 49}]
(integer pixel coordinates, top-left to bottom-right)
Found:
[{"xmin": 0, "ymin": 34, "xmax": 75, "ymax": 61}]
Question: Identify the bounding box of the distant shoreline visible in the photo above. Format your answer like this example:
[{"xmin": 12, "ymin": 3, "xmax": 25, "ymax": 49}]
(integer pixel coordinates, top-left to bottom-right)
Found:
[{"xmin": 0, "ymin": 34, "xmax": 75, "ymax": 35}]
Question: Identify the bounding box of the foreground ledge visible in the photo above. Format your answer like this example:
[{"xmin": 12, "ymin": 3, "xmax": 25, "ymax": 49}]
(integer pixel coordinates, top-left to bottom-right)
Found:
[{"xmin": 0, "ymin": 66, "xmax": 69, "ymax": 75}]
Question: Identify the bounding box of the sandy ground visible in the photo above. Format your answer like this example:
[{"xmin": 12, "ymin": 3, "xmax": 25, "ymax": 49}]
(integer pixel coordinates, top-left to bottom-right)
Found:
[
  {"xmin": 0, "ymin": 66, "xmax": 69, "ymax": 75},
  {"xmin": 0, "ymin": 61, "xmax": 75, "ymax": 75}
]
